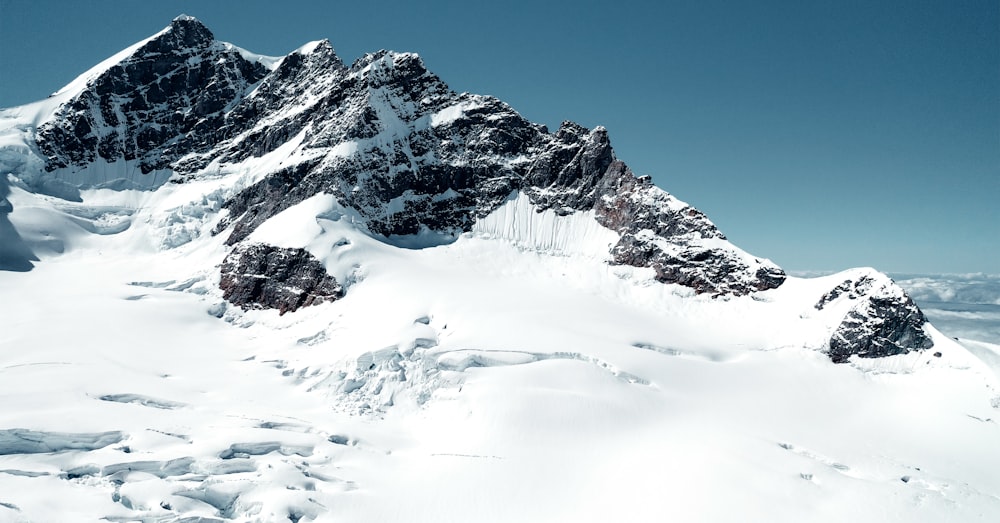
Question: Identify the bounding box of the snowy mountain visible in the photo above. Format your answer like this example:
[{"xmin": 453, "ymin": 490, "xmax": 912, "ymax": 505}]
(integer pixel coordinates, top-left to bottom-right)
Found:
[{"xmin": 1, "ymin": 16, "xmax": 998, "ymax": 522}]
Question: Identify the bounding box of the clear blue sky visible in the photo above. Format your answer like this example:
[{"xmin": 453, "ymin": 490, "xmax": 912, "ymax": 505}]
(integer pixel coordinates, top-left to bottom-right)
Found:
[{"xmin": 1, "ymin": 0, "xmax": 997, "ymax": 274}]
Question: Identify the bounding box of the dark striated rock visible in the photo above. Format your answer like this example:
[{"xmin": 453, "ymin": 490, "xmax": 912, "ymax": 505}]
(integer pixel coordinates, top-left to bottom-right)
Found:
[
  {"xmin": 522, "ymin": 122, "xmax": 616, "ymax": 212},
  {"xmin": 828, "ymin": 297, "xmax": 934, "ymax": 363},
  {"xmin": 36, "ymin": 16, "xmax": 269, "ymax": 180},
  {"xmin": 819, "ymin": 273, "xmax": 934, "ymax": 363},
  {"xmin": 219, "ymin": 243, "xmax": 343, "ymax": 314},
  {"xmin": 177, "ymin": 39, "xmax": 348, "ymax": 172},
  {"xmin": 215, "ymin": 158, "xmax": 324, "ymax": 244},
  {"xmin": 593, "ymin": 161, "xmax": 785, "ymax": 294},
  {"xmin": 216, "ymin": 53, "xmax": 524, "ymax": 242}
]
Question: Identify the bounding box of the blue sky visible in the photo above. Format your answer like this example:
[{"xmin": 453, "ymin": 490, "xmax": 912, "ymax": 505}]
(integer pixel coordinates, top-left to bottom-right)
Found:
[{"xmin": 1, "ymin": 0, "xmax": 997, "ymax": 273}]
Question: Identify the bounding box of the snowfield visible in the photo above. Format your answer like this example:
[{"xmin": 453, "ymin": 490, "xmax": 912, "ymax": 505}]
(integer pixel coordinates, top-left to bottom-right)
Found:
[{"xmin": 1, "ymin": 176, "xmax": 999, "ymax": 523}]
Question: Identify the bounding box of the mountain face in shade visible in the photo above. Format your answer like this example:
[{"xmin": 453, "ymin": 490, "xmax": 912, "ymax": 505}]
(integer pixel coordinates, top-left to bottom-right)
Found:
[{"xmin": 2, "ymin": 17, "xmax": 989, "ymax": 523}]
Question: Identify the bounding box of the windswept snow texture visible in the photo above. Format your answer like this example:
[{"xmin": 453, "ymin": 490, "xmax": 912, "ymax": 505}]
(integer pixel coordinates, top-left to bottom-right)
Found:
[
  {"xmin": 0, "ymin": 429, "xmax": 124, "ymax": 455},
  {"xmin": 0, "ymin": 15, "xmax": 995, "ymax": 523},
  {"xmin": 0, "ymin": 176, "xmax": 37, "ymax": 271}
]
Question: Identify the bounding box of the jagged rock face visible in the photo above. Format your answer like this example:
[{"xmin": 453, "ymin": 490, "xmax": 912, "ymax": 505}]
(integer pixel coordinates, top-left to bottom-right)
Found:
[
  {"xmin": 25, "ymin": 17, "xmax": 786, "ymax": 297},
  {"xmin": 212, "ymin": 52, "xmax": 514, "ymax": 243},
  {"xmin": 0, "ymin": 176, "xmax": 37, "ymax": 272},
  {"xmin": 201, "ymin": 47, "xmax": 783, "ymax": 294},
  {"xmin": 36, "ymin": 16, "xmax": 269, "ymax": 176},
  {"xmin": 522, "ymin": 122, "xmax": 616, "ymax": 211},
  {"xmin": 208, "ymin": 51, "xmax": 542, "ymax": 244},
  {"xmin": 5, "ymin": 16, "xmax": 939, "ymax": 354},
  {"xmin": 25, "ymin": 17, "xmax": 784, "ymax": 294},
  {"xmin": 593, "ymin": 161, "xmax": 786, "ymax": 294},
  {"xmin": 817, "ymin": 275, "xmax": 934, "ymax": 363},
  {"xmin": 175, "ymin": 39, "xmax": 349, "ymax": 172},
  {"xmin": 219, "ymin": 243, "xmax": 343, "ymax": 314}
]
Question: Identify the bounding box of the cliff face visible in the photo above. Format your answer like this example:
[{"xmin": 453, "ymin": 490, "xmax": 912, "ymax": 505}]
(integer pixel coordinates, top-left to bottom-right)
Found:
[
  {"xmin": 36, "ymin": 17, "xmax": 270, "ymax": 177},
  {"xmin": 4, "ymin": 16, "xmax": 931, "ymax": 362}
]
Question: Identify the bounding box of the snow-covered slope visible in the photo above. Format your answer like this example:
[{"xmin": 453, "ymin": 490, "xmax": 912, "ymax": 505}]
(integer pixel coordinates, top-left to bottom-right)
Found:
[{"xmin": 1, "ymin": 16, "xmax": 997, "ymax": 523}]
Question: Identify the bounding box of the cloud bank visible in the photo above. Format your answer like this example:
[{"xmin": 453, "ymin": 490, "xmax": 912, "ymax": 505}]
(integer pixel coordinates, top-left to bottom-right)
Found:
[
  {"xmin": 890, "ymin": 274, "xmax": 1000, "ymax": 345},
  {"xmin": 891, "ymin": 273, "xmax": 1000, "ymax": 306}
]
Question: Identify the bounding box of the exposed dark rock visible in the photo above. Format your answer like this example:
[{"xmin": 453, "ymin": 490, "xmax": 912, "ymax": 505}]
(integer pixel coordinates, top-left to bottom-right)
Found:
[
  {"xmin": 821, "ymin": 273, "xmax": 934, "ymax": 363},
  {"xmin": 593, "ymin": 161, "xmax": 785, "ymax": 295},
  {"xmin": 219, "ymin": 243, "xmax": 343, "ymax": 314},
  {"xmin": 215, "ymin": 158, "xmax": 324, "ymax": 244},
  {"xmin": 815, "ymin": 276, "xmax": 876, "ymax": 310},
  {"xmin": 208, "ymin": 62, "xmax": 784, "ymax": 294},
  {"xmin": 36, "ymin": 16, "xmax": 269, "ymax": 179},
  {"xmin": 522, "ymin": 122, "xmax": 616, "ymax": 212}
]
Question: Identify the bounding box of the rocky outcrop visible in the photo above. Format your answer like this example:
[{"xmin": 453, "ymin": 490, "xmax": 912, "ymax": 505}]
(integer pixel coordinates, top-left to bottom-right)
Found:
[
  {"xmin": 212, "ymin": 55, "xmax": 532, "ymax": 244},
  {"xmin": 593, "ymin": 161, "xmax": 785, "ymax": 294},
  {"xmin": 817, "ymin": 273, "xmax": 934, "ymax": 363},
  {"xmin": 219, "ymin": 243, "xmax": 343, "ymax": 314}
]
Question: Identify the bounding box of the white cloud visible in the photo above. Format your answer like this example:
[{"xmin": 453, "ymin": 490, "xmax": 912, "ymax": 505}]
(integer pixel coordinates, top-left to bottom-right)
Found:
[
  {"xmin": 890, "ymin": 274, "xmax": 1000, "ymax": 344},
  {"xmin": 890, "ymin": 273, "xmax": 1000, "ymax": 306}
]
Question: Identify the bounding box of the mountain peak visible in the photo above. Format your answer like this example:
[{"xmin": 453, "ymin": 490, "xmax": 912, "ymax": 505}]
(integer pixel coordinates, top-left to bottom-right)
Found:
[
  {"xmin": 152, "ymin": 13, "xmax": 214, "ymax": 50},
  {"xmin": 32, "ymin": 15, "xmax": 266, "ymax": 177},
  {"xmin": 294, "ymin": 39, "xmax": 335, "ymax": 56}
]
